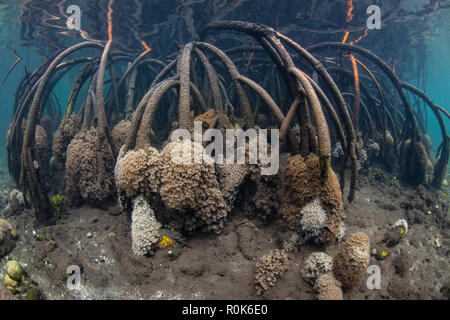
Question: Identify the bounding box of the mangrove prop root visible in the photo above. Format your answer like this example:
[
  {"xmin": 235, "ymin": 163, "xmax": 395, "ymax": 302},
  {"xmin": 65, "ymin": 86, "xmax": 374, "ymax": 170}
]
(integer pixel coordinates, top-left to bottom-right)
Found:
[
  {"xmin": 21, "ymin": 41, "xmax": 103, "ymax": 223},
  {"xmin": 276, "ymin": 33, "xmax": 358, "ymax": 203},
  {"xmin": 124, "ymin": 66, "xmax": 138, "ymax": 119},
  {"xmin": 401, "ymin": 82, "xmax": 449, "ymax": 188},
  {"xmin": 177, "ymin": 43, "xmax": 194, "ymax": 129},
  {"xmin": 307, "ymin": 42, "xmax": 419, "ymax": 141},
  {"xmin": 203, "ymin": 21, "xmax": 356, "ymax": 201},
  {"xmin": 304, "ymin": 73, "xmax": 347, "ymax": 152},
  {"xmin": 136, "ymin": 78, "xmax": 180, "ymax": 149},
  {"xmin": 193, "ymin": 42, "xmax": 254, "ymax": 129},
  {"xmin": 124, "ymin": 77, "xmax": 178, "ymax": 152},
  {"xmin": 290, "ymin": 67, "xmax": 331, "ymax": 178},
  {"xmin": 193, "ymin": 48, "xmax": 223, "ymax": 114},
  {"xmin": 237, "ymin": 74, "xmax": 299, "ymax": 154}
]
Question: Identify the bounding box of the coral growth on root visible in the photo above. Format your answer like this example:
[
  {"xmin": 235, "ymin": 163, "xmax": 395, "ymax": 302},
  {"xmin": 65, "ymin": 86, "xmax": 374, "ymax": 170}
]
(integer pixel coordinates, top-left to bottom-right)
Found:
[
  {"xmin": 52, "ymin": 114, "xmax": 81, "ymax": 170},
  {"xmin": 65, "ymin": 128, "xmax": 115, "ymax": 206},
  {"xmin": 215, "ymin": 135, "xmax": 281, "ymax": 221},
  {"xmin": 160, "ymin": 139, "xmax": 228, "ymax": 234},
  {"xmin": 299, "ymin": 199, "xmax": 327, "ymax": 242},
  {"xmin": 112, "ymin": 120, "xmax": 132, "ymax": 150},
  {"xmin": 115, "ymin": 145, "xmax": 162, "ymax": 201},
  {"xmin": 400, "ymin": 139, "xmax": 433, "ymax": 186},
  {"xmin": 34, "ymin": 124, "xmax": 50, "ymax": 166},
  {"xmin": 216, "ymin": 163, "xmax": 250, "ymax": 211},
  {"xmin": 114, "ymin": 136, "xmax": 280, "ymax": 235},
  {"xmin": 433, "ymin": 156, "xmax": 448, "ymax": 187},
  {"xmin": 280, "ymin": 154, "xmax": 343, "ymax": 246},
  {"xmin": 21, "ymin": 121, "xmax": 50, "ymax": 169},
  {"xmin": 194, "ymin": 109, "xmax": 217, "ymax": 130}
]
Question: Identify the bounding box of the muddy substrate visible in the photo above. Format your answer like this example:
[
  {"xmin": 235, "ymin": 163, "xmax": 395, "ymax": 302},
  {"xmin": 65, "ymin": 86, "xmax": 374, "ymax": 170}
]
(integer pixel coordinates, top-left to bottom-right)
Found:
[{"xmin": 1, "ymin": 170, "xmax": 449, "ymax": 300}]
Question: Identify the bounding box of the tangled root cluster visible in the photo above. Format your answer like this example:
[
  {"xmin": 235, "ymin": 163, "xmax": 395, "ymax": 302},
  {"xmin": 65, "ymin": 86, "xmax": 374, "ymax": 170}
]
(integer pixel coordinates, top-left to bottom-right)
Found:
[
  {"xmin": 255, "ymin": 249, "xmax": 289, "ymax": 296},
  {"xmin": 280, "ymin": 154, "xmax": 343, "ymax": 245},
  {"xmin": 332, "ymin": 232, "xmax": 370, "ymax": 288},
  {"xmin": 52, "ymin": 114, "xmax": 81, "ymax": 170},
  {"xmin": 131, "ymin": 196, "xmax": 161, "ymax": 256},
  {"xmin": 160, "ymin": 139, "xmax": 227, "ymax": 234},
  {"xmin": 115, "ymin": 145, "xmax": 162, "ymax": 200},
  {"xmin": 112, "ymin": 120, "xmax": 132, "ymax": 149},
  {"xmin": 65, "ymin": 128, "xmax": 115, "ymax": 206}
]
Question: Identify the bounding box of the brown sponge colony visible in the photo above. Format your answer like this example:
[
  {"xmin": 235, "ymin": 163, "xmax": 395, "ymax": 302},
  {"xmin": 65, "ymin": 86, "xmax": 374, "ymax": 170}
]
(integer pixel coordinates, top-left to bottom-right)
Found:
[
  {"xmin": 385, "ymin": 131, "xmax": 394, "ymax": 149},
  {"xmin": 332, "ymin": 232, "xmax": 370, "ymax": 288},
  {"xmin": 194, "ymin": 109, "xmax": 217, "ymax": 129},
  {"xmin": 115, "ymin": 145, "xmax": 162, "ymax": 199},
  {"xmin": 255, "ymin": 249, "xmax": 289, "ymax": 295},
  {"xmin": 216, "ymin": 136, "xmax": 281, "ymax": 221},
  {"xmin": 0, "ymin": 218, "xmax": 16, "ymax": 258},
  {"xmin": 400, "ymin": 139, "xmax": 433, "ymax": 186},
  {"xmin": 159, "ymin": 139, "xmax": 227, "ymax": 234},
  {"xmin": 112, "ymin": 120, "xmax": 131, "ymax": 149},
  {"xmin": 65, "ymin": 128, "xmax": 115, "ymax": 205},
  {"xmin": 314, "ymin": 273, "xmax": 343, "ymax": 300},
  {"xmin": 40, "ymin": 116, "xmax": 53, "ymax": 136},
  {"xmin": 280, "ymin": 154, "xmax": 343, "ymax": 245},
  {"xmin": 35, "ymin": 124, "xmax": 50, "ymax": 165},
  {"xmin": 194, "ymin": 108, "xmax": 232, "ymax": 131},
  {"xmin": 0, "ymin": 218, "xmax": 13, "ymax": 241},
  {"xmin": 216, "ymin": 163, "xmax": 250, "ymax": 210},
  {"xmin": 114, "ymin": 139, "xmax": 230, "ymax": 234},
  {"xmin": 52, "ymin": 114, "xmax": 81, "ymax": 170},
  {"xmin": 21, "ymin": 120, "xmax": 50, "ymax": 167}
]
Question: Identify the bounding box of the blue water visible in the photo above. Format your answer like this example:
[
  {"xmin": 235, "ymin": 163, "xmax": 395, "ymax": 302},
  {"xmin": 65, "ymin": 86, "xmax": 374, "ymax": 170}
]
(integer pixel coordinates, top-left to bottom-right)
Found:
[{"xmin": 426, "ymin": 18, "xmax": 450, "ymax": 156}]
